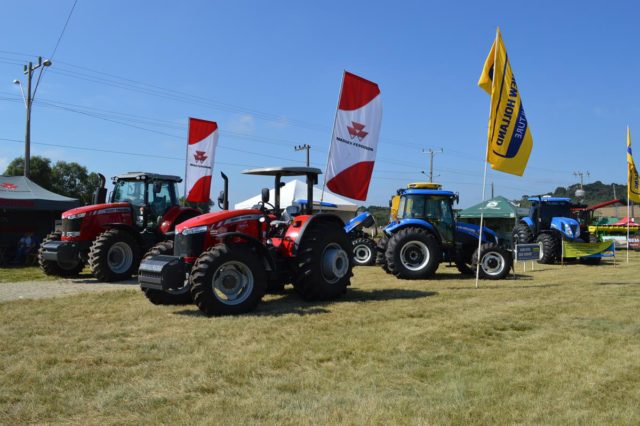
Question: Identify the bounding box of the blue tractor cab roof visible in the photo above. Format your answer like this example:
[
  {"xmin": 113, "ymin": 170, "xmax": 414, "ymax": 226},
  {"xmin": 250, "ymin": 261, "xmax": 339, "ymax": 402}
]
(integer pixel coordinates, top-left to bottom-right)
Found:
[
  {"xmin": 294, "ymin": 199, "xmax": 338, "ymax": 208},
  {"xmin": 528, "ymin": 197, "xmax": 572, "ymax": 203},
  {"xmin": 402, "ymin": 188, "xmax": 456, "ymax": 197}
]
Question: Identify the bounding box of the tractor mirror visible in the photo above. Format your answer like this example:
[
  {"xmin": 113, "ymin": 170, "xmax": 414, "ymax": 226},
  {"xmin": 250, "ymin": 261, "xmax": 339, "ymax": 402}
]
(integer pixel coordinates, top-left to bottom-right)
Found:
[
  {"xmin": 285, "ymin": 205, "xmax": 300, "ymax": 217},
  {"xmin": 455, "ymin": 193, "xmax": 460, "ymax": 204},
  {"xmin": 217, "ymin": 190, "xmax": 226, "ymax": 209},
  {"xmin": 261, "ymin": 188, "xmax": 270, "ymax": 204}
]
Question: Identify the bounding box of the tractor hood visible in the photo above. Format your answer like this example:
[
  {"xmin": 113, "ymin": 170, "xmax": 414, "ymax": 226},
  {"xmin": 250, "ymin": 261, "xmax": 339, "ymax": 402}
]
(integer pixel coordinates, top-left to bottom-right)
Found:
[
  {"xmin": 61, "ymin": 202, "xmax": 131, "ymax": 219},
  {"xmin": 175, "ymin": 209, "xmax": 262, "ymax": 233},
  {"xmin": 550, "ymin": 217, "xmax": 581, "ymax": 240}
]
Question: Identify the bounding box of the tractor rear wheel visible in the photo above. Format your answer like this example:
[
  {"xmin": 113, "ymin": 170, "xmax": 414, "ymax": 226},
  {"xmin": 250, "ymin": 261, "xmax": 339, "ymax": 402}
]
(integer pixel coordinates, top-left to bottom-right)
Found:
[
  {"xmin": 89, "ymin": 229, "xmax": 141, "ymax": 282},
  {"xmin": 352, "ymin": 237, "xmax": 377, "ymax": 266},
  {"xmin": 513, "ymin": 223, "xmax": 534, "ymax": 245},
  {"xmin": 472, "ymin": 243, "xmax": 512, "ymax": 279},
  {"xmin": 190, "ymin": 244, "xmax": 266, "ymax": 316},
  {"xmin": 293, "ymin": 221, "xmax": 353, "ymax": 301},
  {"xmin": 38, "ymin": 232, "xmax": 85, "ymax": 277},
  {"xmin": 385, "ymin": 227, "xmax": 441, "ymax": 279},
  {"xmin": 537, "ymin": 233, "xmax": 560, "ymax": 264},
  {"xmin": 141, "ymin": 240, "xmax": 192, "ymax": 305}
]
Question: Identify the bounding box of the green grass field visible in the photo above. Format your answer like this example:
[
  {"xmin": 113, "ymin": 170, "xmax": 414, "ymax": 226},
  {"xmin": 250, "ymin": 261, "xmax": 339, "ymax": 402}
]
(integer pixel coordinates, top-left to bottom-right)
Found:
[
  {"xmin": 0, "ymin": 266, "xmax": 51, "ymax": 283},
  {"xmin": 1, "ymin": 254, "xmax": 639, "ymax": 424}
]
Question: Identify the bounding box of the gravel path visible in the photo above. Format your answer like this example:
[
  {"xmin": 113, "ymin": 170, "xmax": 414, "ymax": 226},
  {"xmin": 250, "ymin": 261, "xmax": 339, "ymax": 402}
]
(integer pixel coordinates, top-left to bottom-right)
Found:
[{"xmin": 0, "ymin": 277, "xmax": 139, "ymax": 303}]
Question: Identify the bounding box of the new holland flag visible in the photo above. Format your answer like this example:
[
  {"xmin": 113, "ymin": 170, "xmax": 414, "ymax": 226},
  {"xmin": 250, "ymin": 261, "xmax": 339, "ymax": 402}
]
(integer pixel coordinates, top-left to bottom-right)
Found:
[
  {"xmin": 478, "ymin": 28, "xmax": 533, "ymax": 176},
  {"xmin": 627, "ymin": 127, "xmax": 640, "ymax": 203}
]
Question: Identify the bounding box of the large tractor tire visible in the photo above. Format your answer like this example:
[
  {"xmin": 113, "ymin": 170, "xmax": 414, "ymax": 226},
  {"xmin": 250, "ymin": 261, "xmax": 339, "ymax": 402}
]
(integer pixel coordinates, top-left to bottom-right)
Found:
[
  {"xmin": 141, "ymin": 240, "xmax": 192, "ymax": 305},
  {"xmin": 537, "ymin": 233, "xmax": 560, "ymax": 264},
  {"xmin": 472, "ymin": 243, "xmax": 512, "ymax": 280},
  {"xmin": 455, "ymin": 249, "xmax": 476, "ymax": 275},
  {"xmin": 38, "ymin": 232, "xmax": 85, "ymax": 277},
  {"xmin": 376, "ymin": 235, "xmax": 390, "ymax": 273},
  {"xmin": 89, "ymin": 229, "xmax": 141, "ymax": 282},
  {"xmin": 352, "ymin": 237, "xmax": 377, "ymax": 266},
  {"xmin": 190, "ymin": 244, "xmax": 266, "ymax": 316},
  {"xmin": 293, "ymin": 221, "xmax": 353, "ymax": 301},
  {"xmin": 512, "ymin": 223, "xmax": 534, "ymax": 245},
  {"xmin": 385, "ymin": 227, "xmax": 441, "ymax": 280}
]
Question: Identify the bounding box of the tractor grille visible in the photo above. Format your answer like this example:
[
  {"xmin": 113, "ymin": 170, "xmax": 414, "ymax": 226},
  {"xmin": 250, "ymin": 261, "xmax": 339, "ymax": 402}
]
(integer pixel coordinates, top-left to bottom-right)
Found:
[
  {"xmin": 174, "ymin": 232, "xmax": 206, "ymax": 258},
  {"xmin": 61, "ymin": 217, "xmax": 82, "ymax": 233}
]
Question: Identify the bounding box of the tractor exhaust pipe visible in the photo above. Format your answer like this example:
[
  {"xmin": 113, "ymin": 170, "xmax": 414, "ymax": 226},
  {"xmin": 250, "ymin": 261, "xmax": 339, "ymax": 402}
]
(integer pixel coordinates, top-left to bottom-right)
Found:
[
  {"xmin": 92, "ymin": 173, "xmax": 107, "ymax": 205},
  {"xmin": 218, "ymin": 171, "xmax": 229, "ymax": 210}
]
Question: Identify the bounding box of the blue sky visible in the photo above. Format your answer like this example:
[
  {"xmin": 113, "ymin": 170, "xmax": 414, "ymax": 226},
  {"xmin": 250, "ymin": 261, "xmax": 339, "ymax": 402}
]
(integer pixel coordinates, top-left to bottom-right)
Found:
[{"xmin": 1, "ymin": 0, "xmax": 639, "ymax": 208}]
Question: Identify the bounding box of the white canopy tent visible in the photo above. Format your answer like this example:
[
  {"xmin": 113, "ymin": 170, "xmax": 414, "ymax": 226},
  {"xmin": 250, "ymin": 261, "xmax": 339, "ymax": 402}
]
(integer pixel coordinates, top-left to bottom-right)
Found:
[{"xmin": 234, "ymin": 179, "xmax": 358, "ymax": 222}]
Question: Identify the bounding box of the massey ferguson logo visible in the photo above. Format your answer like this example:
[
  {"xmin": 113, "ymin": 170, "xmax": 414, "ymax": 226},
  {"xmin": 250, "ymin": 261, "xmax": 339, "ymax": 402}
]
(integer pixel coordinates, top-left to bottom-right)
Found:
[
  {"xmin": 193, "ymin": 150, "xmax": 208, "ymax": 163},
  {"xmin": 347, "ymin": 122, "xmax": 368, "ymax": 141},
  {"xmin": 0, "ymin": 183, "xmax": 17, "ymax": 190}
]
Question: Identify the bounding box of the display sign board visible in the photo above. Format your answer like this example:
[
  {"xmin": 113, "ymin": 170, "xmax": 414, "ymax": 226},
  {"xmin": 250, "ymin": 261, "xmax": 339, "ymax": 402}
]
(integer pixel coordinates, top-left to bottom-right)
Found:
[{"xmin": 515, "ymin": 243, "xmax": 542, "ymax": 261}]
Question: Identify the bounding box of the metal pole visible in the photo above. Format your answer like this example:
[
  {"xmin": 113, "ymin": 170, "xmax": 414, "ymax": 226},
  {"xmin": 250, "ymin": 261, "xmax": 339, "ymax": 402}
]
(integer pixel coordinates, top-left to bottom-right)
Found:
[
  {"xmin": 422, "ymin": 148, "xmax": 443, "ymax": 183},
  {"xmin": 321, "ymin": 71, "xmax": 346, "ymax": 205},
  {"xmin": 24, "ymin": 62, "xmax": 33, "ymax": 177}
]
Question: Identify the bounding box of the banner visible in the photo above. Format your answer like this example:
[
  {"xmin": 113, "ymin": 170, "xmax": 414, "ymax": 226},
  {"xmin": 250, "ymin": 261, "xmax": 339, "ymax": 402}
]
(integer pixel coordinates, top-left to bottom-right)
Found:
[
  {"xmin": 325, "ymin": 71, "xmax": 382, "ymax": 201},
  {"xmin": 563, "ymin": 241, "xmax": 614, "ymax": 258},
  {"xmin": 627, "ymin": 127, "xmax": 640, "ymax": 203},
  {"xmin": 185, "ymin": 118, "xmax": 218, "ymax": 203},
  {"xmin": 478, "ymin": 28, "xmax": 533, "ymax": 176}
]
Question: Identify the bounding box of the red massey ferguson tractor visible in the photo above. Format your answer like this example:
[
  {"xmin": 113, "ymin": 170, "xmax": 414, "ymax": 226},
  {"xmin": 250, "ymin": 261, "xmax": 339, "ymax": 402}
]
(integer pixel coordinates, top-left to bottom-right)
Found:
[
  {"xmin": 38, "ymin": 172, "xmax": 200, "ymax": 281},
  {"xmin": 138, "ymin": 167, "xmax": 354, "ymax": 316}
]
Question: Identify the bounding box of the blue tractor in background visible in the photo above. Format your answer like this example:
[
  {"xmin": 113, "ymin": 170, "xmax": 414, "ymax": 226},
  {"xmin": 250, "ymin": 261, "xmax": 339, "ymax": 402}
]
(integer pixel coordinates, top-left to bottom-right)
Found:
[
  {"xmin": 512, "ymin": 196, "xmax": 586, "ymax": 264},
  {"xmin": 377, "ymin": 183, "xmax": 512, "ymax": 280},
  {"xmin": 344, "ymin": 211, "xmax": 377, "ymax": 266}
]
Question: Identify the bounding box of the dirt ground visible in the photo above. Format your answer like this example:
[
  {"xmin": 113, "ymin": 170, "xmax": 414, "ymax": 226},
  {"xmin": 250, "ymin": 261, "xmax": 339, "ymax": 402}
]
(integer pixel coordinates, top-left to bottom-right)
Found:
[{"xmin": 0, "ymin": 277, "xmax": 137, "ymax": 303}]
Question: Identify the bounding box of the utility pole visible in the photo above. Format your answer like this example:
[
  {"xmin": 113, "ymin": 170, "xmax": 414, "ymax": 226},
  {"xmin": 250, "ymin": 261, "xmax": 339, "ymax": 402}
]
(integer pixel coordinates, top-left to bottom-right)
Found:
[
  {"xmin": 573, "ymin": 171, "xmax": 590, "ymax": 189},
  {"xmin": 294, "ymin": 144, "xmax": 311, "ymax": 167},
  {"xmin": 613, "ymin": 184, "xmax": 619, "ymax": 217},
  {"xmin": 13, "ymin": 56, "xmax": 52, "ymax": 177},
  {"xmin": 422, "ymin": 148, "xmax": 443, "ymax": 182}
]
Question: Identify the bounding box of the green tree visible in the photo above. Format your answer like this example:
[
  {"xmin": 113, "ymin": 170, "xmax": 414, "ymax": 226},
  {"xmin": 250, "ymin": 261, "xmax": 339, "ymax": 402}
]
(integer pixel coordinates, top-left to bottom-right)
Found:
[
  {"xmin": 50, "ymin": 161, "xmax": 102, "ymax": 204},
  {"xmin": 3, "ymin": 156, "xmax": 53, "ymax": 190}
]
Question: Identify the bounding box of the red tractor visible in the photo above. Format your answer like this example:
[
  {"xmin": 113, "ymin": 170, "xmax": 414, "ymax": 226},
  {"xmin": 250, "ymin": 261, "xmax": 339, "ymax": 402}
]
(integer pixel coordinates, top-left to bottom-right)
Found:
[
  {"xmin": 138, "ymin": 167, "xmax": 354, "ymax": 315},
  {"xmin": 39, "ymin": 172, "xmax": 200, "ymax": 281}
]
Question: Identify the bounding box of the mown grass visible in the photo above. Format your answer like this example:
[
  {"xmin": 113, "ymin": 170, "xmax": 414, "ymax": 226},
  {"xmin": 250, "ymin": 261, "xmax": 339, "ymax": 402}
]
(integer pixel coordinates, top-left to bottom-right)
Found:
[
  {"xmin": 1, "ymin": 253, "xmax": 639, "ymax": 424},
  {"xmin": 0, "ymin": 266, "xmax": 50, "ymax": 283}
]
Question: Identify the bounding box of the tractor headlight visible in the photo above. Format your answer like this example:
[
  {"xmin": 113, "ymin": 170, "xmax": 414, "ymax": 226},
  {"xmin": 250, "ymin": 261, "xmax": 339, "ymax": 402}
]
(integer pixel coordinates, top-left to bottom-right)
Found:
[
  {"xmin": 182, "ymin": 225, "xmax": 208, "ymax": 236},
  {"xmin": 563, "ymin": 223, "xmax": 573, "ymax": 238},
  {"xmin": 65, "ymin": 212, "xmax": 86, "ymax": 220}
]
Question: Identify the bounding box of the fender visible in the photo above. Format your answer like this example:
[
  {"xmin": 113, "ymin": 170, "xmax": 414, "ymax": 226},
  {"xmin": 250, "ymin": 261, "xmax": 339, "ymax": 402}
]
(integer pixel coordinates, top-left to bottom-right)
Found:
[
  {"xmin": 550, "ymin": 217, "xmax": 580, "ymax": 240},
  {"xmin": 215, "ymin": 232, "xmax": 276, "ymax": 272},
  {"xmin": 455, "ymin": 222, "xmax": 498, "ymax": 244},
  {"xmin": 291, "ymin": 213, "xmax": 346, "ymax": 252},
  {"xmin": 344, "ymin": 212, "xmax": 375, "ymax": 234},
  {"xmin": 159, "ymin": 206, "xmax": 201, "ymax": 234},
  {"xmin": 520, "ymin": 216, "xmax": 535, "ymax": 229},
  {"xmin": 102, "ymin": 223, "xmax": 146, "ymax": 247},
  {"xmin": 383, "ymin": 219, "xmax": 437, "ymax": 239}
]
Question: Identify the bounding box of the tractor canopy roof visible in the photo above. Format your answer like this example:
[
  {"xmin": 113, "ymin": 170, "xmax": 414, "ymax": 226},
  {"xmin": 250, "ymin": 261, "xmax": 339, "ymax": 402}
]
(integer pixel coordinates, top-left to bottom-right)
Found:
[
  {"xmin": 401, "ymin": 188, "xmax": 456, "ymax": 197},
  {"xmin": 528, "ymin": 196, "xmax": 572, "ymax": 203},
  {"xmin": 242, "ymin": 167, "xmax": 322, "ymax": 177},
  {"xmin": 113, "ymin": 172, "xmax": 182, "ymax": 183}
]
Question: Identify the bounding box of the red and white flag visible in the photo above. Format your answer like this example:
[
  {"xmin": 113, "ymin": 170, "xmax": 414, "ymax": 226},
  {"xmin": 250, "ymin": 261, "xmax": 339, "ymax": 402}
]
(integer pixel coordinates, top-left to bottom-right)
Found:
[
  {"xmin": 325, "ymin": 71, "xmax": 382, "ymax": 201},
  {"xmin": 185, "ymin": 118, "xmax": 219, "ymax": 203}
]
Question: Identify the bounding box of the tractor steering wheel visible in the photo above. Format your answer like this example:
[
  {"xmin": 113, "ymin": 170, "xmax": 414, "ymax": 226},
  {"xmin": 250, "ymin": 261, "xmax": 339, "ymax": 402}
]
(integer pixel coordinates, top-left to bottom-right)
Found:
[{"xmin": 258, "ymin": 201, "xmax": 276, "ymax": 213}]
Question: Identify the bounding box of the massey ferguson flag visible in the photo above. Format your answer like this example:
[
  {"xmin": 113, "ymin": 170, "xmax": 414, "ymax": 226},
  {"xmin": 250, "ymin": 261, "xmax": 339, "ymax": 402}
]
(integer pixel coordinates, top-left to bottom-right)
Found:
[
  {"xmin": 185, "ymin": 118, "xmax": 219, "ymax": 203},
  {"xmin": 325, "ymin": 71, "xmax": 382, "ymax": 201}
]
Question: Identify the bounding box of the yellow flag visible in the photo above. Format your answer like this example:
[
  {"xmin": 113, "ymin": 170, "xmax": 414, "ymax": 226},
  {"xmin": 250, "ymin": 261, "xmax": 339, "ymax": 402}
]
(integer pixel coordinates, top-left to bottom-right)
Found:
[
  {"xmin": 478, "ymin": 28, "xmax": 533, "ymax": 176},
  {"xmin": 628, "ymin": 127, "xmax": 640, "ymax": 203}
]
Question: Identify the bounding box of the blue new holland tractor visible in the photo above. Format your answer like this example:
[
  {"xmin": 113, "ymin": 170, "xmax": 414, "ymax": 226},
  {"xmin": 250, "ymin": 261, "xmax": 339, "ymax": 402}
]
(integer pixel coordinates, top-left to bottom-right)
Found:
[
  {"xmin": 345, "ymin": 211, "xmax": 377, "ymax": 266},
  {"xmin": 377, "ymin": 183, "xmax": 512, "ymax": 280},
  {"xmin": 512, "ymin": 196, "xmax": 585, "ymax": 264}
]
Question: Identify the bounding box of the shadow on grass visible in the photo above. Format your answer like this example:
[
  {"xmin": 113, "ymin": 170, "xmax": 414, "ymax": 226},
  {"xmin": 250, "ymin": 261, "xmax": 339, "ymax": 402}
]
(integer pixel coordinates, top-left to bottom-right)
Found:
[
  {"xmin": 596, "ymin": 281, "xmax": 639, "ymax": 286},
  {"xmin": 442, "ymin": 282, "xmax": 559, "ymax": 290},
  {"xmin": 67, "ymin": 275, "xmax": 138, "ymax": 285},
  {"xmin": 174, "ymin": 288, "xmax": 436, "ymax": 318}
]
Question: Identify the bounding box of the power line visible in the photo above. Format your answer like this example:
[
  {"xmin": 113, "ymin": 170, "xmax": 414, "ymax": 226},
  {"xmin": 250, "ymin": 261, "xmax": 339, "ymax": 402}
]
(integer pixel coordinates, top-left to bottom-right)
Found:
[{"xmin": 49, "ymin": 0, "xmax": 79, "ymax": 60}]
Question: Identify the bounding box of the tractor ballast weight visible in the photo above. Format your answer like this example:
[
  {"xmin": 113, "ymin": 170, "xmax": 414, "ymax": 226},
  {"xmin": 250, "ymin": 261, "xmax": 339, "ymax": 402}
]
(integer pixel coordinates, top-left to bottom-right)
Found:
[
  {"xmin": 38, "ymin": 172, "xmax": 200, "ymax": 281},
  {"xmin": 377, "ymin": 183, "xmax": 512, "ymax": 280},
  {"xmin": 138, "ymin": 167, "xmax": 354, "ymax": 316},
  {"xmin": 513, "ymin": 196, "xmax": 583, "ymax": 264}
]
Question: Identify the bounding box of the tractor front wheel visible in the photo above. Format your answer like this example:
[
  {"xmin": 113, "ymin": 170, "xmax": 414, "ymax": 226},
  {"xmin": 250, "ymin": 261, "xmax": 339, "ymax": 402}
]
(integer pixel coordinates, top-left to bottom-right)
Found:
[
  {"xmin": 537, "ymin": 233, "xmax": 560, "ymax": 264},
  {"xmin": 513, "ymin": 223, "xmax": 534, "ymax": 245},
  {"xmin": 38, "ymin": 232, "xmax": 85, "ymax": 277},
  {"xmin": 293, "ymin": 221, "xmax": 353, "ymax": 301},
  {"xmin": 89, "ymin": 229, "xmax": 141, "ymax": 282},
  {"xmin": 385, "ymin": 227, "xmax": 441, "ymax": 279},
  {"xmin": 141, "ymin": 240, "xmax": 192, "ymax": 305},
  {"xmin": 190, "ymin": 244, "xmax": 266, "ymax": 316},
  {"xmin": 352, "ymin": 237, "xmax": 377, "ymax": 266},
  {"xmin": 472, "ymin": 243, "xmax": 512, "ymax": 280}
]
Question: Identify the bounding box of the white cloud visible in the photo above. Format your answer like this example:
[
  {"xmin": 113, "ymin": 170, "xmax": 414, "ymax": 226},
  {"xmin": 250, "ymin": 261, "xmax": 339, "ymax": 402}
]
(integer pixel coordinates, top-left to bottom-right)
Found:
[
  {"xmin": 267, "ymin": 116, "xmax": 290, "ymax": 129},
  {"xmin": 227, "ymin": 113, "xmax": 255, "ymax": 134}
]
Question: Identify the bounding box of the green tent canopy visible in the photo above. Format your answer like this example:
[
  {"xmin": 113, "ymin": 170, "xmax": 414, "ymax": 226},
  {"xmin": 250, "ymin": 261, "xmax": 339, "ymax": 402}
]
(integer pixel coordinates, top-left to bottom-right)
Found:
[{"xmin": 458, "ymin": 196, "xmax": 523, "ymax": 219}]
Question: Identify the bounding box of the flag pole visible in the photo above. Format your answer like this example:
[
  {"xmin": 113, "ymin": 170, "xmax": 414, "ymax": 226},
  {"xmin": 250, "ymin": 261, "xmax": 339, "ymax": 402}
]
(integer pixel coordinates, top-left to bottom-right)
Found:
[
  {"xmin": 627, "ymin": 126, "xmax": 631, "ymax": 263},
  {"xmin": 183, "ymin": 117, "xmax": 191, "ymax": 204},
  {"xmin": 320, "ymin": 70, "xmax": 346, "ymax": 207}
]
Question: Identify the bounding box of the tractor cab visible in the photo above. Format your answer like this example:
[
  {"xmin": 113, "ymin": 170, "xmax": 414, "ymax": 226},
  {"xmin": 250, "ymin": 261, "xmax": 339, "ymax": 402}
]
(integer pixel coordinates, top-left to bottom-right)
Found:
[
  {"xmin": 110, "ymin": 172, "xmax": 182, "ymax": 228},
  {"xmin": 524, "ymin": 196, "xmax": 579, "ymax": 239}
]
